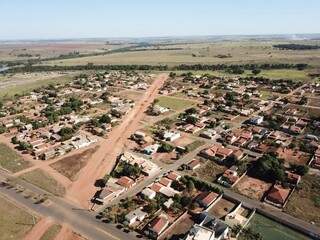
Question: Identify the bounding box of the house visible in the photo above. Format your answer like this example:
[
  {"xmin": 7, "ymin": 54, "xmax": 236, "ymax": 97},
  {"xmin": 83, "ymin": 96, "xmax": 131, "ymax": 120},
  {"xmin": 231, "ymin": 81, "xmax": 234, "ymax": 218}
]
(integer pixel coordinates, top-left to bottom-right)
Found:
[
  {"xmin": 166, "ymin": 171, "xmax": 181, "ymax": 181},
  {"xmin": 163, "ymin": 198, "xmax": 174, "ymax": 209},
  {"xmin": 250, "ymin": 115, "xmax": 264, "ymax": 125},
  {"xmin": 149, "ymin": 182, "xmax": 164, "ymax": 193},
  {"xmin": 141, "ymin": 188, "xmax": 156, "ymax": 200},
  {"xmin": 217, "ymin": 166, "xmax": 239, "ymax": 187},
  {"xmin": 152, "ymin": 105, "xmax": 170, "ymax": 115},
  {"xmin": 163, "ymin": 131, "xmax": 181, "ymax": 142},
  {"xmin": 225, "ymin": 203, "xmax": 250, "ymax": 228},
  {"xmin": 312, "ymin": 155, "xmax": 320, "ymax": 169},
  {"xmin": 265, "ymin": 184, "xmax": 290, "ymax": 207},
  {"xmin": 187, "ymin": 159, "xmax": 201, "ymax": 170},
  {"xmin": 159, "ymin": 177, "xmax": 172, "ymax": 188},
  {"xmin": 116, "ymin": 176, "xmax": 135, "ymax": 189},
  {"xmin": 286, "ymin": 171, "xmax": 301, "ymax": 186},
  {"xmin": 93, "ymin": 183, "xmax": 125, "ymax": 204},
  {"xmin": 200, "ymin": 144, "xmax": 233, "ymax": 162},
  {"xmin": 125, "ymin": 208, "xmax": 147, "ymax": 226},
  {"xmin": 146, "ymin": 214, "xmax": 169, "ymax": 239},
  {"xmin": 200, "ymin": 129, "xmax": 217, "ymax": 140},
  {"xmin": 196, "ymin": 192, "xmax": 219, "ymax": 208},
  {"xmin": 184, "ymin": 212, "xmax": 229, "ymax": 240},
  {"xmin": 144, "ymin": 144, "xmax": 160, "ymax": 155}
]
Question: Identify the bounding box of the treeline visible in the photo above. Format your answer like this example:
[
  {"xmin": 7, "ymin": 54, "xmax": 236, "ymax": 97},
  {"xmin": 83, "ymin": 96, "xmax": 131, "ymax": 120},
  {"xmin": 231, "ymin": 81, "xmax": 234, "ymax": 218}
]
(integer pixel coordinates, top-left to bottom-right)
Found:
[
  {"xmin": 6, "ymin": 64, "xmax": 169, "ymax": 73},
  {"xmin": 174, "ymin": 63, "xmax": 308, "ymax": 71},
  {"xmin": 274, "ymin": 43, "xmax": 320, "ymax": 50},
  {"xmin": 4, "ymin": 62, "xmax": 309, "ymax": 74}
]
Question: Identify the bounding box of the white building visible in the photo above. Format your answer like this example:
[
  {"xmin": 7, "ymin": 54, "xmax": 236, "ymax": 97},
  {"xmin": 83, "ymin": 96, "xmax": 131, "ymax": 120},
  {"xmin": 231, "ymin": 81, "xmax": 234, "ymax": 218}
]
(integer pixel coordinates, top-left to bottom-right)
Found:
[{"xmin": 125, "ymin": 208, "xmax": 147, "ymax": 226}]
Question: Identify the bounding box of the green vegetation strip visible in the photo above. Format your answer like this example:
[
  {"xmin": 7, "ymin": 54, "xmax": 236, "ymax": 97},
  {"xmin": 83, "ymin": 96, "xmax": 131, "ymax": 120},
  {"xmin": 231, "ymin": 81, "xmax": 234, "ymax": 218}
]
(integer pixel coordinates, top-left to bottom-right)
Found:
[
  {"xmin": 20, "ymin": 169, "xmax": 66, "ymax": 197},
  {"xmin": 40, "ymin": 224, "xmax": 62, "ymax": 240},
  {"xmin": 0, "ymin": 143, "xmax": 32, "ymax": 173}
]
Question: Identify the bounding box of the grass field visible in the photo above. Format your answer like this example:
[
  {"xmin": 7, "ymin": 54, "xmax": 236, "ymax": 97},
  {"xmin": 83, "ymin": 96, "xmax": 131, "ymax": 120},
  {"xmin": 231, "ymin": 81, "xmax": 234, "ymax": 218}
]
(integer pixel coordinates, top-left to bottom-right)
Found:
[
  {"xmin": 285, "ymin": 174, "xmax": 320, "ymax": 227},
  {"xmin": 20, "ymin": 169, "xmax": 66, "ymax": 197},
  {"xmin": 156, "ymin": 95, "xmax": 197, "ymax": 111},
  {"xmin": 43, "ymin": 41, "xmax": 320, "ymax": 67},
  {"xmin": 40, "ymin": 224, "xmax": 61, "ymax": 240},
  {"xmin": 0, "ymin": 195, "xmax": 38, "ymax": 240},
  {"xmin": 0, "ymin": 143, "xmax": 32, "ymax": 173},
  {"xmin": 0, "ymin": 72, "xmax": 78, "ymax": 99},
  {"xmin": 247, "ymin": 213, "xmax": 309, "ymax": 240}
]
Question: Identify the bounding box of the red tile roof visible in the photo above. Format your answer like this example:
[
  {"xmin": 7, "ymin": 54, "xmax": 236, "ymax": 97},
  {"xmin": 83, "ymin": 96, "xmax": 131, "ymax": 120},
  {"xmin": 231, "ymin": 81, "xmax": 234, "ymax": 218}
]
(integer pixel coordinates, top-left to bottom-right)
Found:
[
  {"xmin": 149, "ymin": 215, "xmax": 169, "ymax": 235},
  {"xmin": 116, "ymin": 176, "xmax": 134, "ymax": 188},
  {"xmin": 197, "ymin": 192, "xmax": 219, "ymax": 207},
  {"xmin": 266, "ymin": 185, "xmax": 290, "ymax": 205}
]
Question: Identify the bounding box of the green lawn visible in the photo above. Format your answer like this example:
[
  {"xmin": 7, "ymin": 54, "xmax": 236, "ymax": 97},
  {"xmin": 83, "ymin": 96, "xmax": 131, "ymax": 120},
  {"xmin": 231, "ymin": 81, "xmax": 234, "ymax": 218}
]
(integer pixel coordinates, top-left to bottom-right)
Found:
[
  {"xmin": 0, "ymin": 196, "xmax": 38, "ymax": 240},
  {"xmin": 40, "ymin": 224, "xmax": 61, "ymax": 240},
  {"xmin": 0, "ymin": 143, "xmax": 32, "ymax": 173},
  {"xmin": 247, "ymin": 213, "xmax": 309, "ymax": 240},
  {"xmin": 156, "ymin": 96, "xmax": 197, "ymax": 111},
  {"xmin": 20, "ymin": 169, "xmax": 66, "ymax": 197}
]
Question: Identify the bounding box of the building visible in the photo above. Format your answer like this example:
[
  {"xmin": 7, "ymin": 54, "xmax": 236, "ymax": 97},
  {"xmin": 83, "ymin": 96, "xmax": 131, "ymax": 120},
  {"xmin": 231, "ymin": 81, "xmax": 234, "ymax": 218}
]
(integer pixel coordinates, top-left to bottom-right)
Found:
[
  {"xmin": 93, "ymin": 183, "xmax": 125, "ymax": 204},
  {"xmin": 217, "ymin": 166, "xmax": 239, "ymax": 187},
  {"xmin": 163, "ymin": 130, "xmax": 181, "ymax": 142},
  {"xmin": 196, "ymin": 192, "xmax": 219, "ymax": 208},
  {"xmin": 265, "ymin": 184, "xmax": 290, "ymax": 207},
  {"xmin": 116, "ymin": 176, "xmax": 135, "ymax": 189},
  {"xmin": 143, "ymin": 144, "xmax": 160, "ymax": 155},
  {"xmin": 146, "ymin": 214, "xmax": 169, "ymax": 239},
  {"xmin": 125, "ymin": 208, "xmax": 147, "ymax": 226},
  {"xmin": 141, "ymin": 188, "xmax": 156, "ymax": 200},
  {"xmin": 200, "ymin": 144, "xmax": 233, "ymax": 162},
  {"xmin": 187, "ymin": 159, "xmax": 201, "ymax": 170},
  {"xmin": 250, "ymin": 115, "xmax": 264, "ymax": 125},
  {"xmin": 184, "ymin": 213, "xmax": 229, "ymax": 240}
]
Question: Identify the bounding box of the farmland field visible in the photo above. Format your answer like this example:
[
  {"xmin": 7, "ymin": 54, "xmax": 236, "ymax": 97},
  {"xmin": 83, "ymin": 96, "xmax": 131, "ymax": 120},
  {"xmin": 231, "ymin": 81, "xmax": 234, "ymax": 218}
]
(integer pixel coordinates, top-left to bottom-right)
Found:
[
  {"xmin": 43, "ymin": 41, "xmax": 320, "ymax": 67},
  {"xmin": 0, "ymin": 195, "xmax": 38, "ymax": 240}
]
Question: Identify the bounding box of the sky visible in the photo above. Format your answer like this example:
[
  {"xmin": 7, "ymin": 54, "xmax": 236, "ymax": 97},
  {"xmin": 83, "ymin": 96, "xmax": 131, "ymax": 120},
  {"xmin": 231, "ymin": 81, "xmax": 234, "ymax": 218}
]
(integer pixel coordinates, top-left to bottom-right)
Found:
[{"xmin": 0, "ymin": 0, "xmax": 319, "ymax": 40}]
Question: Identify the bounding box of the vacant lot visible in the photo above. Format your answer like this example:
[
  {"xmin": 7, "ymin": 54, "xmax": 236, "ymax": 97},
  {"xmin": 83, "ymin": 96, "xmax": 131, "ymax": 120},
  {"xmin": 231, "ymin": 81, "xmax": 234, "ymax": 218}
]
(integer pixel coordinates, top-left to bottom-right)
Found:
[
  {"xmin": 285, "ymin": 174, "xmax": 320, "ymax": 227},
  {"xmin": 156, "ymin": 96, "xmax": 196, "ymax": 111},
  {"xmin": 20, "ymin": 169, "xmax": 66, "ymax": 196},
  {"xmin": 50, "ymin": 147, "xmax": 98, "ymax": 181},
  {"xmin": 235, "ymin": 176, "xmax": 272, "ymax": 200},
  {"xmin": 0, "ymin": 143, "xmax": 32, "ymax": 173},
  {"xmin": 194, "ymin": 160, "xmax": 227, "ymax": 183},
  {"xmin": 40, "ymin": 224, "xmax": 62, "ymax": 240},
  {"xmin": 0, "ymin": 195, "xmax": 38, "ymax": 240},
  {"xmin": 208, "ymin": 198, "xmax": 236, "ymax": 219}
]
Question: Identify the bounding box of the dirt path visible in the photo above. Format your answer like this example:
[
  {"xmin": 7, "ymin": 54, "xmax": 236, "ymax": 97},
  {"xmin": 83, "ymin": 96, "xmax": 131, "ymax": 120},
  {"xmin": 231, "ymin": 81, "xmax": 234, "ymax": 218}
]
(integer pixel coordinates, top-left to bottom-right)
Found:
[
  {"xmin": 23, "ymin": 217, "xmax": 53, "ymax": 240},
  {"xmin": 66, "ymin": 73, "xmax": 167, "ymax": 208},
  {"xmin": 54, "ymin": 224, "xmax": 73, "ymax": 240}
]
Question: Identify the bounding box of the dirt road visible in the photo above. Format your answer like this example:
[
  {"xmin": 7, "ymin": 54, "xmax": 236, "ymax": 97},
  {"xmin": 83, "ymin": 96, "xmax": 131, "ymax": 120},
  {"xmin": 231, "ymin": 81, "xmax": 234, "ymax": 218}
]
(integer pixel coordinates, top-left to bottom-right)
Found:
[
  {"xmin": 67, "ymin": 73, "xmax": 167, "ymax": 207},
  {"xmin": 23, "ymin": 217, "xmax": 53, "ymax": 240}
]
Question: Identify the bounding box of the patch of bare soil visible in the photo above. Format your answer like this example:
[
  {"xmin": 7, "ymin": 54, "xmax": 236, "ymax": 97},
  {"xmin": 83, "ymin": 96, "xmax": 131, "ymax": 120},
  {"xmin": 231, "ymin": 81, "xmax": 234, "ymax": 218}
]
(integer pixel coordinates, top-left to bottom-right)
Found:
[{"xmin": 50, "ymin": 147, "xmax": 98, "ymax": 181}]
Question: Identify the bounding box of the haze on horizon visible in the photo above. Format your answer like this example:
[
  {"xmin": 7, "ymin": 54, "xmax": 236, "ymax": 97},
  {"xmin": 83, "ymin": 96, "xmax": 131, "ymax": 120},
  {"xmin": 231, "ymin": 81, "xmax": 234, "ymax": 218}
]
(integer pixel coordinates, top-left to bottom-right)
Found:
[{"xmin": 0, "ymin": 0, "xmax": 319, "ymax": 40}]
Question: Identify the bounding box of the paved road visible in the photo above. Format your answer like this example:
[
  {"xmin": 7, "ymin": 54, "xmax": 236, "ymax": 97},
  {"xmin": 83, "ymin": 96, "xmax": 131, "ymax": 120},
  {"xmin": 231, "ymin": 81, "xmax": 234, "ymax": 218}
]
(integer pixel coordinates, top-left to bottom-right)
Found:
[{"xmin": 0, "ymin": 174, "xmax": 139, "ymax": 240}]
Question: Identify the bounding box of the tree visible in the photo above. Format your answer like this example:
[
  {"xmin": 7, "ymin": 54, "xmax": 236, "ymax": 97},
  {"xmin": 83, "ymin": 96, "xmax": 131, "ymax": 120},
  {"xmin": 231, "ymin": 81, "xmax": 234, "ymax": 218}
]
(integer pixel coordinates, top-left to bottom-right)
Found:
[
  {"xmin": 185, "ymin": 107, "xmax": 198, "ymax": 115},
  {"xmin": 18, "ymin": 141, "xmax": 32, "ymax": 151},
  {"xmin": 252, "ymin": 69, "xmax": 261, "ymax": 75},
  {"xmin": 158, "ymin": 142, "xmax": 174, "ymax": 153},
  {"xmin": 187, "ymin": 180, "xmax": 195, "ymax": 193},
  {"xmin": 291, "ymin": 164, "xmax": 309, "ymax": 176},
  {"xmin": 99, "ymin": 114, "xmax": 111, "ymax": 124},
  {"xmin": 58, "ymin": 127, "xmax": 75, "ymax": 141},
  {"xmin": 185, "ymin": 115, "xmax": 198, "ymax": 124},
  {"xmin": 252, "ymin": 154, "xmax": 285, "ymax": 182}
]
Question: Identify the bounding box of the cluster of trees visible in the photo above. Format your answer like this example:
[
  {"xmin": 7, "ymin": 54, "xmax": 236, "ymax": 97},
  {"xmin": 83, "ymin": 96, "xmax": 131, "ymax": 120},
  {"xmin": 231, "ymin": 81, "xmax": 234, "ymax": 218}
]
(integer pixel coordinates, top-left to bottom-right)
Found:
[
  {"xmin": 58, "ymin": 127, "xmax": 75, "ymax": 141},
  {"xmin": 174, "ymin": 63, "xmax": 308, "ymax": 71},
  {"xmin": 274, "ymin": 44, "xmax": 320, "ymax": 50},
  {"xmin": 111, "ymin": 162, "xmax": 142, "ymax": 179},
  {"xmin": 158, "ymin": 141, "xmax": 174, "ymax": 153},
  {"xmin": 251, "ymin": 154, "xmax": 286, "ymax": 182}
]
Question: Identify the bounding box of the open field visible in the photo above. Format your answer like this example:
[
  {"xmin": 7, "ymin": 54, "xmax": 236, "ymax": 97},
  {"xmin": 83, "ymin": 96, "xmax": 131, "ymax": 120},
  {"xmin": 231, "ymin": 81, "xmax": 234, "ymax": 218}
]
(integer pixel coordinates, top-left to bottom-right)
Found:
[
  {"xmin": 194, "ymin": 160, "xmax": 227, "ymax": 182},
  {"xmin": 40, "ymin": 224, "xmax": 62, "ymax": 240},
  {"xmin": 156, "ymin": 96, "xmax": 197, "ymax": 111},
  {"xmin": 0, "ymin": 41, "xmax": 128, "ymax": 61},
  {"xmin": 285, "ymin": 174, "xmax": 320, "ymax": 227},
  {"xmin": 50, "ymin": 147, "xmax": 98, "ymax": 181},
  {"xmin": 0, "ymin": 143, "xmax": 32, "ymax": 173},
  {"xmin": 43, "ymin": 41, "xmax": 320, "ymax": 67},
  {"xmin": 247, "ymin": 213, "xmax": 309, "ymax": 240},
  {"xmin": 208, "ymin": 198, "xmax": 236, "ymax": 219},
  {"xmin": 20, "ymin": 169, "xmax": 66, "ymax": 196},
  {"xmin": 234, "ymin": 176, "xmax": 272, "ymax": 200},
  {"xmin": 0, "ymin": 71, "xmax": 79, "ymax": 99},
  {"xmin": 0, "ymin": 195, "xmax": 38, "ymax": 240}
]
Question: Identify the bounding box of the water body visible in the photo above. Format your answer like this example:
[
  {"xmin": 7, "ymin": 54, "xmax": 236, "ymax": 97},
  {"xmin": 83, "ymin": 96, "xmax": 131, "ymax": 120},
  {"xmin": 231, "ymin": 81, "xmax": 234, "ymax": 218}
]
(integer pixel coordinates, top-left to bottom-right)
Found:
[{"xmin": 248, "ymin": 213, "xmax": 310, "ymax": 240}]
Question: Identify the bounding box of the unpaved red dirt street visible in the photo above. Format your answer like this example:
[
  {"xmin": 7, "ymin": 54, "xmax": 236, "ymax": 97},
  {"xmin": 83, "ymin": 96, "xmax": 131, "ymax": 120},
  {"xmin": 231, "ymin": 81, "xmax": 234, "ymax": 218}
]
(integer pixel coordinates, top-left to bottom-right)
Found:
[
  {"xmin": 67, "ymin": 73, "xmax": 167, "ymax": 207},
  {"xmin": 23, "ymin": 217, "xmax": 53, "ymax": 240}
]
